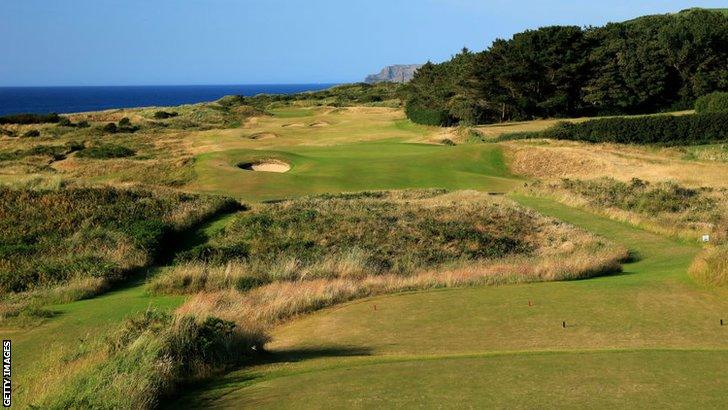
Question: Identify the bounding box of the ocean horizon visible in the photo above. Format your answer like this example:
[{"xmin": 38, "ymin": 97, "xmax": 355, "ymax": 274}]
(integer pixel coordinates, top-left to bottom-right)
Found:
[{"xmin": 0, "ymin": 84, "xmax": 338, "ymax": 116}]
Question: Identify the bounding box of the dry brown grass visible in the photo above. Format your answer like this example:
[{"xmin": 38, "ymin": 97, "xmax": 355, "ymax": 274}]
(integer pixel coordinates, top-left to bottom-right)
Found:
[
  {"xmin": 176, "ymin": 245, "xmax": 628, "ymax": 333},
  {"xmin": 503, "ymin": 139, "xmax": 728, "ymax": 189},
  {"xmin": 689, "ymin": 245, "xmax": 728, "ymax": 287}
]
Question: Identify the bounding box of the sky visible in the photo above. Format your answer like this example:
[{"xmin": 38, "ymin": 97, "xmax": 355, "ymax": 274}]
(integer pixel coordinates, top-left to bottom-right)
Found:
[{"xmin": 1, "ymin": 0, "xmax": 725, "ymax": 86}]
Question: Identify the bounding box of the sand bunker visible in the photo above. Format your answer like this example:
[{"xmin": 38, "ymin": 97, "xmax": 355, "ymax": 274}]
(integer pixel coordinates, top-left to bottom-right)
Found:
[
  {"xmin": 238, "ymin": 160, "xmax": 291, "ymax": 173},
  {"xmin": 281, "ymin": 123, "xmax": 305, "ymax": 128},
  {"xmin": 308, "ymin": 121, "xmax": 330, "ymax": 127},
  {"xmin": 247, "ymin": 132, "xmax": 278, "ymax": 140}
]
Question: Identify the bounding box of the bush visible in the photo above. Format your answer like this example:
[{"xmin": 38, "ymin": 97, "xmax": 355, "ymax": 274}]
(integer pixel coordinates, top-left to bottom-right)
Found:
[
  {"xmin": 57, "ymin": 117, "xmax": 73, "ymax": 127},
  {"xmin": 118, "ymin": 117, "xmax": 131, "ymax": 127},
  {"xmin": 0, "ymin": 113, "xmax": 60, "ymax": 125},
  {"xmin": 102, "ymin": 122, "xmax": 118, "ymax": 133},
  {"xmin": 22, "ymin": 130, "xmax": 40, "ymax": 138},
  {"xmin": 541, "ymin": 113, "xmax": 728, "ymax": 145},
  {"xmin": 77, "ymin": 144, "xmax": 135, "ymax": 159},
  {"xmin": 405, "ymin": 104, "xmax": 453, "ymax": 126},
  {"xmin": 77, "ymin": 120, "xmax": 90, "ymax": 128},
  {"xmin": 153, "ymin": 111, "xmax": 178, "ymax": 119},
  {"xmin": 695, "ymin": 92, "xmax": 728, "ymax": 114}
]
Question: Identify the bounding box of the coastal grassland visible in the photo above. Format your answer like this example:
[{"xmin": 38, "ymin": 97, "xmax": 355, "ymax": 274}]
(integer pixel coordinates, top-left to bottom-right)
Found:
[
  {"xmin": 690, "ymin": 245, "xmax": 728, "ymax": 287},
  {"xmin": 175, "ymin": 196, "xmax": 728, "ymax": 409},
  {"xmin": 158, "ymin": 191, "xmax": 627, "ymax": 342},
  {"xmin": 522, "ymin": 177, "xmax": 728, "ymax": 242},
  {"xmin": 152, "ymin": 190, "xmax": 626, "ymax": 295},
  {"xmin": 501, "ymin": 138, "xmax": 728, "ymax": 189},
  {"xmin": 44, "ymin": 190, "xmax": 626, "ymax": 409},
  {"xmin": 0, "ymin": 186, "xmax": 238, "ymax": 322}
]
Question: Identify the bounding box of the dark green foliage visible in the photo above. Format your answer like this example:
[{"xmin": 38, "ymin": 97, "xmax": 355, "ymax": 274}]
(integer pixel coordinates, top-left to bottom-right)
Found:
[
  {"xmin": 102, "ymin": 122, "xmax": 118, "ymax": 133},
  {"xmin": 0, "ymin": 187, "xmax": 236, "ymax": 292},
  {"xmin": 57, "ymin": 117, "xmax": 73, "ymax": 127},
  {"xmin": 237, "ymin": 82, "xmax": 402, "ymax": 111},
  {"xmin": 22, "ymin": 130, "xmax": 40, "ymax": 138},
  {"xmin": 540, "ymin": 113, "xmax": 728, "ymax": 145},
  {"xmin": 0, "ymin": 113, "xmax": 60, "ymax": 125},
  {"xmin": 77, "ymin": 120, "xmax": 90, "ymax": 128},
  {"xmin": 77, "ymin": 144, "xmax": 136, "ymax": 159},
  {"xmin": 695, "ymin": 92, "xmax": 728, "ymax": 113},
  {"xmin": 560, "ymin": 177, "xmax": 716, "ymax": 216},
  {"xmin": 118, "ymin": 117, "xmax": 131, "ymax": 127},
  {"xmin": 404, "ymin": 9, "xmax": 728, "ymax": 125},
  {"xmin": 153, "ymin": 111, "xmax": 179, "ymax": 119}
]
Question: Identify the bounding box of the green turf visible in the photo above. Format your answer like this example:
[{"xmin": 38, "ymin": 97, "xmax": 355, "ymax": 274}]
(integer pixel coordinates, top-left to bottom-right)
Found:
[
  {"xmin": 193, "ymin": 141, "xmax": 519, "ymax": 201},
  {"xmin": 174, "ymin": 197, "xmax": 728, "ymax": 408}
]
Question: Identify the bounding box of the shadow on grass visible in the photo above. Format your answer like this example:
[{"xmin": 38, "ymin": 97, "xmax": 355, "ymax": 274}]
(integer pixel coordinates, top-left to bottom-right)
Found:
[{"xmin": 164, "ymin": 346, "xmax": 372, "ymax": 408}]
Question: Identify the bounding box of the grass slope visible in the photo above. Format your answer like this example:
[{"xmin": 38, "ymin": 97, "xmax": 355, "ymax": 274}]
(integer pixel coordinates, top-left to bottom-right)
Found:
[
  {"xmin": 175, "ymin": 197, "xmax": 728, "ymax": 408},
  {"xmin": 192, "ymin": 142, "xmax": 517, "ymax": 201}
]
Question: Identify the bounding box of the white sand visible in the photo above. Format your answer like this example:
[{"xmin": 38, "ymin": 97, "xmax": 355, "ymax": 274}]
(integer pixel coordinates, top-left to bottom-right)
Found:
[{"xmin": 246, "ymin": 161, "xmax": 291, "ymax": 173}]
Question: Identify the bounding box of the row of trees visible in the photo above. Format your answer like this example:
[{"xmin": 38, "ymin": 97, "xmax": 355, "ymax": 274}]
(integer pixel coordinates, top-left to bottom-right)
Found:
[{"xmin": 403, "ymin": 9, "xmax": 728, "ymax": 125}]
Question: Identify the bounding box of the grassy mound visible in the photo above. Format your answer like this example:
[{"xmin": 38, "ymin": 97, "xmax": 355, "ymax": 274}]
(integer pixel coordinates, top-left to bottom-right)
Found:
[
  {"xmin": 0, "ymin": 187, "xmax": 238, "ymax": 320},
  {"xmin": 154, "ymin": 190, "xmax": 624, "ymax": 294}
]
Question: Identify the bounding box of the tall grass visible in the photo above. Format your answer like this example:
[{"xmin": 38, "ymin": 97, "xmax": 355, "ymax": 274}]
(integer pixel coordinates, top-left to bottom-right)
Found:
[
  {"xmin": 689, "ymin": 245, "xmax": 728, "ymax": 287},
  {"xmin": 0, "ymin": 186, "xmax": 239, "ymax": 322},
  {"xmin": 177, "ymin": 247, "xmax": 628, "ymax": 331},
  {"xmin": 43, "ymin": 309, "xmax": 268, "ymax": 409}
]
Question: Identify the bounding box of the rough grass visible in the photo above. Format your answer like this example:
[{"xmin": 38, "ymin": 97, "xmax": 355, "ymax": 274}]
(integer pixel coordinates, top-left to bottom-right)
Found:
[
  {"xmin": 523, "ymin": 177, "xmax": 727, "ymax": 242},
  {"xmin": 0, "ymin": 186, "xmax": 238, "ymax": 321},
  {"xmin": 689, "ymin": 245, "xmax": 728, "ymax": 287},
  {"xmin": 152, "ymin": 190, "xmax": 625, "ymax": 295},
  {"xmin": 43, "ymin": 309, "xmax": 268, "ymax": 409}
]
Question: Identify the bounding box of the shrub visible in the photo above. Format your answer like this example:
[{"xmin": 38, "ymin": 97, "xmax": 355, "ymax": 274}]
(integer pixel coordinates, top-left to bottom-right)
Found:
[
  {"xmin": 57, "ymin": 117, "xmax": 73, "ymax": 127},
  {"xmin": 118, "ymin": 117, "xmax": 131, "ymax": 127},
  {"xmin": 76, "ymin": 120, "xmax": 90, "ymax": 128},
  {"xmin": 77, "ymin": 144, "xmax": 135, "ymax": 159},
  {"xmin": 405, "ymin": 103, "xmax": 452, "ymax": 126},
  {"xmin": 153, "ymin": 111, "xmax": 178, "ymax": 119},
  {"xmin": 0, "ymin": 113, "xmax": 60, "ymax": 125},
  {"xmin": 102, "ymin": 122, "xmax": 118, "ymax": 133},
  {"xmin": 22, "ymin": 129, "xmax": 40, "ymax": 138},
  {"xmin": 695, "ymin": 92, "xmax": 728, "ymax": 113},
  {"xmin": 541, "ymin": 113, "xmax": 728, "ymax": 145}
]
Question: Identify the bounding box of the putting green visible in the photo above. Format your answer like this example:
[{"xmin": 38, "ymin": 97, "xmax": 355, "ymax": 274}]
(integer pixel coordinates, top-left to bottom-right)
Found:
[
  {"xmin": 190, "ymin": 142, "xmax": 519, "ymax": 201},
  {"xmin": 177, "ymin": 197, "xmax": 728, "ymax": 408}
]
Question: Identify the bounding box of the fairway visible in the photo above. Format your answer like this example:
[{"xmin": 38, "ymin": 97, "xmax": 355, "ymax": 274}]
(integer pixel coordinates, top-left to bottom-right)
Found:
[
  {"xmin": 175, "ymin": 197, "xmax": 728, "ymax": 408},
  {"xmin": 191, "ymin": 141, "xmax": 518, "ymax": 201}
]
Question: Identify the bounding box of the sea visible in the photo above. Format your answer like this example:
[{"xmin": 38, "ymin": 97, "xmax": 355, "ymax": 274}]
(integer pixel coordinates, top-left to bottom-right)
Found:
[{"xmin": 0, "ymin": 84, "xmax": 338, "ymax": 116}]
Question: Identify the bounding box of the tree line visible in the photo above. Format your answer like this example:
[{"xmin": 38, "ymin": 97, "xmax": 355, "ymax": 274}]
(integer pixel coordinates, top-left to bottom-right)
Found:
[{"xmin": 403, "ymin": 8, "xmax": 728, "ymax": 125}]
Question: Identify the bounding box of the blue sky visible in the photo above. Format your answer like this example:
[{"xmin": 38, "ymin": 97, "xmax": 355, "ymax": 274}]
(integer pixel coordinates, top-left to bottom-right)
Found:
[{"xmin": 1, "ymin": 0, "xmax": 725, "ymax": 86}]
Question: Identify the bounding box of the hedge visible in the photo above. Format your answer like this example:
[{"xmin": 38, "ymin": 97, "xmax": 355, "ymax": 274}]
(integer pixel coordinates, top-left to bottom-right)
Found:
[
  {"xmin": 695, "ymin": 92, "xmax": 728, "ymax": 114},
  {"xmin": 542, "ymin": 113, "xmax": 728, "ymax": 145}
]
